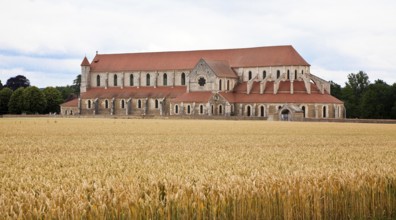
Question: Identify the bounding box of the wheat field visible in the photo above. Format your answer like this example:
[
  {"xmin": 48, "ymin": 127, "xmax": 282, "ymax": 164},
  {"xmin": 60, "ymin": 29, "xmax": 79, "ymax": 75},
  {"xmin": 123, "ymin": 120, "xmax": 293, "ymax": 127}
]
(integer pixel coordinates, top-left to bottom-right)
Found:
[{"xmin": 0, "ymin": 118, "xmax": 395, "ymax": 219}]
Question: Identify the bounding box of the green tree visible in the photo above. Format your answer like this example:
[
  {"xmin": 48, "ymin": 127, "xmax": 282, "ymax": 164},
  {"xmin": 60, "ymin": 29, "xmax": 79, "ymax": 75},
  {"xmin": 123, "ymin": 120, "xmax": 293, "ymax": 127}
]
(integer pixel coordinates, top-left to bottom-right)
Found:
[
  {"xmin": 0, "ymin": 79, "xmax": 3, "ymax": 89},
  {"xmin": 342, "ymin": 71, "xmax": 370, "ymax": 118},
  {"xmin": 73, "ymin": 74, "xmax": 81, "ymax": 94},
  {"xmin": 22, "ymin": 86, "xmax": 47, "ymax": 114},
  {"xmin": 5, "ymin": 75, "xmax": 30, "ymax": 91},
  {"xmin": 0, "ymin": 87, "xmax": 13, "ymax": 114},
  {"xmin": 360, "ymin": 80, "xmax": 393, "ymax": 119},
  {"xmin": 43, "ymin": 87, "xmax": 63, "ymax": 113},
  {"xmin": 329, "ymin": 81, "xmax": 342, "ymax": 100},
  {"xmin": 56, "ymin": 85, "xmax": 78, "ymax": 101},
  {"xmin": 8, "ymin": 87, "xmax": 25, "ymax": 114}
]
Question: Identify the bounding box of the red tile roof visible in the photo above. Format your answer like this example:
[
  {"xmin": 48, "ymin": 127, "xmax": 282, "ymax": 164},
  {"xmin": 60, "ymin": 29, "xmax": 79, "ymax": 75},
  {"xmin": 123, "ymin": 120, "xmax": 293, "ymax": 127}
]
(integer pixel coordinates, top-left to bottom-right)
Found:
[
  {"xmin": 233, "ymin": 81, "xmax": 323, "ymax": 94},
  {"xmin": 89, "ymin": 45, "xmax": 310, "ymax": 72},
  {"xmin": 171, "ymin": 92, "xmax": 213, "ymax": 102},
  {"xmin": 81, "ymin": 56, "xmax": 90, "ymax": 66},
  {"xmin": 219, "ymin": 92, "xmax": 343, "ymax": 104},
  {"xmin": 60, "ymin": 98, "xmax": 78, "ymax": 107},
  {"xmin": 205, "ymin": 60, "xmax": 238, "ymax": 78},
  {"xmin": 80, "ymin": 86, "xmax": 186, "ymax": 99}
]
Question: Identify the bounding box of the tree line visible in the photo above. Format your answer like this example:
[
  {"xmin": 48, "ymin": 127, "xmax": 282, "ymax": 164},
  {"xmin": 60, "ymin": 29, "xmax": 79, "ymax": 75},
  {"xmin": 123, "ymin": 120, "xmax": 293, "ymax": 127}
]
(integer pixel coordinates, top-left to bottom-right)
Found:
[
  {"xmin": 330, "ymin": 71, "xmax": 396, "ymax": 119},
  {"xmin": 0, "ymin": 75, "xmax": 80, "ymax": 115}
]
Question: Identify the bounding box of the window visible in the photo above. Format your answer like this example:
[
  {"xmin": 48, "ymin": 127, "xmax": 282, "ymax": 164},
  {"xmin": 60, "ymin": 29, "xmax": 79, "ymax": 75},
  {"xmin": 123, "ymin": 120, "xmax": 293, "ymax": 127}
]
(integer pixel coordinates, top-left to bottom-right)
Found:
[
  {"xmin": 96, "ymin": 75, "xmax": 100, "ymax": 87},
  {"xmin": 163, "ymin": 73, "xmax": 167, "ymax": 86},
  {"xmin": 87, "ymin": 100, "xmax": 92, "ymax": 109},
  {"xmin": 211, "ymin": 105, "xmax": 214, "ymax": 114},
  {"xmin": 287, "ymin": 70, "xmax": 290, "ymax": 80},
  {"xmin": 175, "ymin": 105, "xmax": 179, "ymax": 114},
  {"xmin": 114, "ymin": 74, "xmax": 118, "ymax": 86},
  {"xmin": 323, "ymin": 106, "xmax": 327, "ymax": 118},
  {"xmin": 219, "ymin": 105, "xmax": 223, "ymax": 115},
  {"xmin": 248, "ymin": 71, "xmax": 252, "ymax": 80},
  {"xmin": 181, "ymin": 72, "xmax": 186, "ymax": 85},
  {"xmin": 155, "ymin": 99, "xmax": 159, "ymax": 109},
  {"xmin": 187, "ymin": 105, "xmax": 191, "ymax": 114},
  {"xmin": 105, "ymin": 100, "xmax": 109, "ymax": 109},
  {"xmin": 260, "ymin": 106, "xmax": 265, "ymax": 117},
  {"xmin": 121, "ymin": 100, "xmax": 125, "ymax": 109},
  {"xmin": 277, "ymin": 70, "xmax": 280, "ymax": 79},
  {"xmin": 198, "ymin": 77, "xmax": 206, "ymax": 86},
  {"xmin": 146, "ymin": 74, "xmax": 150, "ymax": 86},
  {"xmin": 263, "ymin": 71, "xmax": 266, "ymax": 79},
  {"xmin": 219, "ymin": 79, "xmax": 222, "ymax": 91},
  {"xmin": 130, "ymin": 74, "xmax": 134, "ymax": 86},
  {"xmin": 226, "ymin": 80, "xmax": 230, "ymax": 91},
  {"xmin": 247, "ymin": 105, "xmax": 251, "ymax": 117},
  {"xmin": 137, "ymin": 100, "xmax": 142, "ymax": 109},
  {"xmin": 295, "ymin": 70, "xmax": 297, "ymax": 80},
  {"xmin": 302, "ymin": 70, "xmax": 304, "ymax": 74},
  {"xmin": 302, "ymin": 106, "xmax": 306, "ymax": 118},
  {"xmin": 199, "ymin": 105, "xmax": 204, "ymax": 114}
]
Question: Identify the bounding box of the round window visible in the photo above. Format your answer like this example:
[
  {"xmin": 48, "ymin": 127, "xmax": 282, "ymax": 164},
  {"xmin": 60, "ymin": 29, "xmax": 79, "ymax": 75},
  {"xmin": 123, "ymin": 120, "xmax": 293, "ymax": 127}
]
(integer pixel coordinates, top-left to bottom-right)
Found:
[{"xmin": 198, "ymin": 77, "xmax": 206, "ymax": 86}]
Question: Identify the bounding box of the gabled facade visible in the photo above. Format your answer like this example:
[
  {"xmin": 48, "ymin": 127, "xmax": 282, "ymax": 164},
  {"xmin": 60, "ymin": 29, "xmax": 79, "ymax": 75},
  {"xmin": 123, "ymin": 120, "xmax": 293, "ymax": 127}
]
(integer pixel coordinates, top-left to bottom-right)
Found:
[{"xmin": 61, "ymin": 45, "xmax": 344, "ymax": 120}]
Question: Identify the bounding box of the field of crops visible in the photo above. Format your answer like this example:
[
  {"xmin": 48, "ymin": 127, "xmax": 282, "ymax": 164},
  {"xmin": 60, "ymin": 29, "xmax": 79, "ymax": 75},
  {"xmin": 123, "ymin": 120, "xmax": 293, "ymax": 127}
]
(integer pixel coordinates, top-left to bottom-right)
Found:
[{"xmin": 0, "ymin": 118, "xmax": 395, "ymax": 219}]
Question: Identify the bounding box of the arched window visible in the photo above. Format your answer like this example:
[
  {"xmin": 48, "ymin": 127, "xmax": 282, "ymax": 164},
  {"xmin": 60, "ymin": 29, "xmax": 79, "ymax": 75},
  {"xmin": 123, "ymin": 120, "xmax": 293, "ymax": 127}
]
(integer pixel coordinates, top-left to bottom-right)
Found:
[
  {"xmin": 163, "ymin": 73, "xmax": 167, "ymax": 86},
  {"xmin": 302, "ymin": 70, "xmax": 304, "ymax": 74},
  {"xmin": 323, "ymin": 106, "xmax": 327, "ymax": 118},
  {"xmin": 121, "ymin": 100, "xmax": 125, "ymax": 109},
  {"xmin": 146, "ymin": 74, "xmax": 150, "ymax": 86},
  {"xmin": 263, "ymin": 71, "xmax": 266, "ymax": 79},
  {"xmin": 175, "ymin": 105, "xmax": 179, "ymax": 114},
  {"xmin": 294, "ymin": 70, "xmax": 297, "ymax": 80},
  {"xmin": 187, "ymin": 105, "xmax": 191, "ymax": 114},
  {"xmin": 96, "ymin": 75, "xmax": 101, "ymax": 87},
  {"xmin": 247, "ymin": 106, "xmax": 251, "ymax": 117},
  {"xmin": 181, "ymin": 72, "xmax": 186, "ymax": 85},
  {"xmin": 105, "ymin": 100, "xmax": 109, "ymax": 109},
  {"xmin": 287, "ymin": 70, "xmax": 290, "ymax": 80},
  {"xmin": 137, "ymin": 100, "xmax": 142, "ymax": 109},
  {"xmin": 211, "ymin": 105, "xmax": 214, "ymax": 115},
  {"xmin": 219, "ymin": 105, "xmax": 223, "ymax": 115},
  {"xmin": 248, "ymin": 71, "xmax": 252, "ymax": 80},
  {"xmin": 70, "ymin": 110, "xmax": 73, "ymax": 115},
  {"xmin": 130, "ymin": 74, "xmax": 134, "ymax": 86},
  {"xmin": 219, "ymin": 79, "xmax": 222, "ymax": 91},
  {"xmin": 114, "ymin": 74, "xmax": 118, "ymax": 86},
  {"xmin": 277, "ymin": 70, "xmax": 280, "ymax": 79},
  {"xmin": 87, "ymin": 100, "xmax": 91, "ymax": 109},
  {"xmin": 155, "ymin": 99, "xmax": 159, "ymax": 109},
  {"xmin": 260, "ymin": 105, "xmax": 265, "ymax": 117},
  {"xmin": 200, "ymin": 105, "xmax": 204, "ymax": 114},
  {"xmin": 302, "ymin": 106, "xmax": 306, "ymax": 118},
  {"xmin": 226, "ymin": 80, "xmax": 230, "ymax": 90}
]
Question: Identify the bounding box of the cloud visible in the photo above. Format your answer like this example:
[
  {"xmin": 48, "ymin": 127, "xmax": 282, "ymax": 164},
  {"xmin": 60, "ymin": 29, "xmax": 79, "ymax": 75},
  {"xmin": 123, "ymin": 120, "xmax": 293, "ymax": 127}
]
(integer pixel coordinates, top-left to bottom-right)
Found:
[{"xmin": 0, "ymin": 0, "xmax": 395, "ymax": 87}]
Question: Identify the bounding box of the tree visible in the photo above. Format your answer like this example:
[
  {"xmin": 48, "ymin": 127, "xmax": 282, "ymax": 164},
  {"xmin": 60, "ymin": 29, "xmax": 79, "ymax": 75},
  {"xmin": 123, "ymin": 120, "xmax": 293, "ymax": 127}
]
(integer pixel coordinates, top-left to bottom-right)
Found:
[
  {"xmin": 73, "ymin": 74, "xmax": 81, "ymax": 94},
  {"xmin": 360, "ymin": 80, "xmax": 393, "ymax": 119},
  {"xmin": 5, "ymin": 75, "xmax": 30, "ymax": 91},
  {"xmin": 8, "ymin": 87, "xmax": 25, "ymax": 114},
  {"xmin": 342, "ymin": 71, "xmax": 370, "ymax": 118},
  {"xmin": 329, "ymin": 81, "xmax": 342, "ymax": 100},
  {"xmin": 43, "ymin": 87, "xmax": 63, "ymax": 113},
  {"xmin": 0, "ymin": 80, "xmax": 3, "ymax": 89},
  {"xmin": 56, "ymin": 85, "xmax": 78, "ymax": 101},
  {"xmin": 22, "ymin": 86, "xmax": 47, "ymax": 114},
  {"xmin": 0, "ymin": 87, "xmax": 13, "ymax": 114}
]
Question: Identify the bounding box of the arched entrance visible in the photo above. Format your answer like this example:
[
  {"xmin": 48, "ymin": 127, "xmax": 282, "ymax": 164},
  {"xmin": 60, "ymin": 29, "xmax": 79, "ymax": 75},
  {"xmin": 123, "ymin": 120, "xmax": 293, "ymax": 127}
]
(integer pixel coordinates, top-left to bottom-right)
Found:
[{"xmin": 280, "ymin": 109, "xmax": 290, "ymax": 121}]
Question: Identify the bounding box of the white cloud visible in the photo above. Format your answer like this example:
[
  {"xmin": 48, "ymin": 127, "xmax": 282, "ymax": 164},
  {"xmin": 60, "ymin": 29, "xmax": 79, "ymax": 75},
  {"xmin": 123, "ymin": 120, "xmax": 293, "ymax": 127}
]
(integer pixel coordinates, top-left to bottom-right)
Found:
[{"xmin": 0, "ymin": 0, "xmax": 395, "ymax": 87}]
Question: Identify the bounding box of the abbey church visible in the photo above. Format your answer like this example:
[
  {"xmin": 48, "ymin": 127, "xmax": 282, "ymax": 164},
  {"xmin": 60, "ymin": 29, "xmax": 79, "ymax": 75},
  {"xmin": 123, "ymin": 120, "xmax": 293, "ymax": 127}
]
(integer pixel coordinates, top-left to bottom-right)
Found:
[{"xmin": 60, "ymin": 45, "xmax": 344, "ymax": 120}]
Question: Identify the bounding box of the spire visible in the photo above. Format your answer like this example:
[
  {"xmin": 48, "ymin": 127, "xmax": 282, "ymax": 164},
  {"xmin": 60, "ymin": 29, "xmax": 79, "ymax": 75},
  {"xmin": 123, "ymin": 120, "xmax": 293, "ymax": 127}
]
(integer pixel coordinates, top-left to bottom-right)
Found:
[{"xmin": 81, "ymin": 56, "xmax": 90, "ymax": 66}]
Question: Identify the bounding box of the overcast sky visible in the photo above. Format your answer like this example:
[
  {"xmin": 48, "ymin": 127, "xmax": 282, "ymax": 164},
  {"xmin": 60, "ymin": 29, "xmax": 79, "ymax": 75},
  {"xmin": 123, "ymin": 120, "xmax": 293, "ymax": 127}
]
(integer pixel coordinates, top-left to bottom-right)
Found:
[{"xmin": 0, "ymin": 0, "xmax": 395, "ymax": 87}]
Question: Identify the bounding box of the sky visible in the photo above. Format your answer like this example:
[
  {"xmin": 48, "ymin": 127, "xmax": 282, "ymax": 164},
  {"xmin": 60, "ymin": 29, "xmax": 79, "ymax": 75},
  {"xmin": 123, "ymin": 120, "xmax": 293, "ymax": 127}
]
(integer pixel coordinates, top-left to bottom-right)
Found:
[{"xmin": 0, "ymin": 0, "xmax": 395, "ymax": 88}]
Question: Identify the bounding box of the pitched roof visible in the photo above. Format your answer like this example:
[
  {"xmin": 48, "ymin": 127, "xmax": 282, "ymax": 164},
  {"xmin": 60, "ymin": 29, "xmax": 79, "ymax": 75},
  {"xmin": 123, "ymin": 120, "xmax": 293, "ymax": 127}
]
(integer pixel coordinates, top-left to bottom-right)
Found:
[
  {"xmin": 81, "ymin": 56, "xmax": 90, "ymax": 66},
  {"xmin": 171, "ymin": 92, "xmax": 213, "ymax": 102},
  {"xmin": 60, "ymin": 98, "xmax": 78, "ymax": 107},
  {"xmin": 80, "ymin": 86, "xmax": 186, "ymax": 99},
  {"xmin": 89, "ymin": 45, "xmax": 310, "ymax": 72},
  {"xmin": 205, "ymin": 60, "xmax": 238, "ymax": 78}
]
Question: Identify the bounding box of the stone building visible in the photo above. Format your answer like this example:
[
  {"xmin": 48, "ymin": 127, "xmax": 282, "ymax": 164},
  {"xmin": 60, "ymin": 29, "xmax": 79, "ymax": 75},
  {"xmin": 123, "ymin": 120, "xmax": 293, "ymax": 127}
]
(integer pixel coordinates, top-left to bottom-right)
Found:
[{"xmin": 60, "ymin": 45, "xmax": 344, "ymax": 120}]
